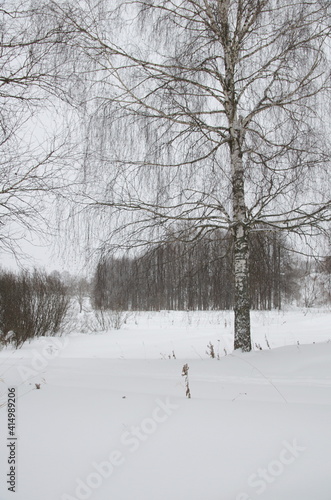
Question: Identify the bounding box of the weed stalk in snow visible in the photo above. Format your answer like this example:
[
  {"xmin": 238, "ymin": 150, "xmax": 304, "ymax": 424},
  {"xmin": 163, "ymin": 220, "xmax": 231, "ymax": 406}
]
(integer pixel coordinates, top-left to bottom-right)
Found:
[
  {"xmin": 181, "ymin": 363, "xmax": 191, "ymax": 398},
  {"xmin": 206, "ymin": 342, "xmax": 215, "ymax": 359}
]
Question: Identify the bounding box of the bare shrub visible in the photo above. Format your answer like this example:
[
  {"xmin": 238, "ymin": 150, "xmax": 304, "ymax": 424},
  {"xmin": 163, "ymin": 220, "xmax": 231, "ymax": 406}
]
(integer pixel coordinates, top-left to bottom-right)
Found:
[
  {"xmin": 86, "ymin": 309, "xmax": 131, "ymax": 332},
  {"xmin": 0, "ymin": 269, "xmax": 70, "ymax": 348}
]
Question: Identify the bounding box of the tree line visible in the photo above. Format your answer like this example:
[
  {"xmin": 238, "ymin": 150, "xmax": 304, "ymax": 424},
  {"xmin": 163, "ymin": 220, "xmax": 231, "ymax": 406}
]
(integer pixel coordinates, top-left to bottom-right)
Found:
[{"xmin": 93, "ymin": 231, "xmax": 303, "ymax": 312}]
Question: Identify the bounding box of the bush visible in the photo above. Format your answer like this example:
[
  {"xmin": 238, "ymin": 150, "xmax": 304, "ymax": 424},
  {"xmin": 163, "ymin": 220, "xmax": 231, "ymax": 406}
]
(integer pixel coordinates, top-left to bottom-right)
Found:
[{"xmin": 0, "ymin": 269, "xmax": 70, "ymax": 348}]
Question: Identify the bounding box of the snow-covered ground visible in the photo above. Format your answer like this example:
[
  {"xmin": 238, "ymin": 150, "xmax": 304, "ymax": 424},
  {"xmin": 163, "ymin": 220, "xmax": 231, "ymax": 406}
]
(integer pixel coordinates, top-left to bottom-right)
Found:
[{"xmin": 0, "ymin": 309, "xmax": 330, "ymax": 500}]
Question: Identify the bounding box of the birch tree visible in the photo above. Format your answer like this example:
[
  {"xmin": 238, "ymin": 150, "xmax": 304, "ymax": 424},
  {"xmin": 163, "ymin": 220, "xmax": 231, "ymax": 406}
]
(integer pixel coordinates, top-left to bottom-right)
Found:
[{"xmin": 59, "ymin": 0, "xmax": 331, "ymax": 350}]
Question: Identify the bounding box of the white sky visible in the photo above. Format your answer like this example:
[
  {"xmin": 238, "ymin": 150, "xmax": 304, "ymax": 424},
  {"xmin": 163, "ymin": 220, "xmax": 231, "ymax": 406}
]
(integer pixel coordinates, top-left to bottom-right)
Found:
[{"xmin": 0, "ymin": 233, "xmax": 86, "ymax": 275}]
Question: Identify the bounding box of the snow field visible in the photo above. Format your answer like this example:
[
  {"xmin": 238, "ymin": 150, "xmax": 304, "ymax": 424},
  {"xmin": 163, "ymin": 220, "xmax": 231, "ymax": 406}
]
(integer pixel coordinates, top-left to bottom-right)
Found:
[{"xmin": 0, "ymin": 309, "xmax": 330, "ymax": 500}]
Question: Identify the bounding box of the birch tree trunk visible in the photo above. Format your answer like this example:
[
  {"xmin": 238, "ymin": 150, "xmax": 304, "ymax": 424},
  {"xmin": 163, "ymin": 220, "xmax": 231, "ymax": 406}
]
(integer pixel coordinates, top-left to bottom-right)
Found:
[
  {"xmin": 230, "ymin": 123, "xmax": 251, "ymax": 351},
  {"xmin": 233, "ymin": 220, "xmax": 251, "ymax": 351},
  {"xmin": 222, "ymin": 0, "xmax": 252, "ymax": 351}
]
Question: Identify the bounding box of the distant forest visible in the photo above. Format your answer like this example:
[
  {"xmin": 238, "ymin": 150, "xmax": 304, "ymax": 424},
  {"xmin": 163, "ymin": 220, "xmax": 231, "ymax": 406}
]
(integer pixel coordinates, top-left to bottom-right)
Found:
[{"xmin": 93, "ymin": 231, "xmax": 331, "ymax": 311}]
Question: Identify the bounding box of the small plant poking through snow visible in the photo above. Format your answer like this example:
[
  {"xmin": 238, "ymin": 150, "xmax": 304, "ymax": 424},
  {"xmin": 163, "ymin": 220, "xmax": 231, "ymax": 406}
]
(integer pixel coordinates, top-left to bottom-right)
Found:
[
  {"xmin": 160, "ymin": 350, "xmax": 177, "ymax": 360},
  {"xmin": 265, "ymin": 335, "xmax": 271, "ymax": 349},
  {"xmin": 182, "ymin": 363, "xmax": 191, "ymax": 399},
  {"xmin": 206, "ymin": 342, "xmax": 215, "ymax": 359}
]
